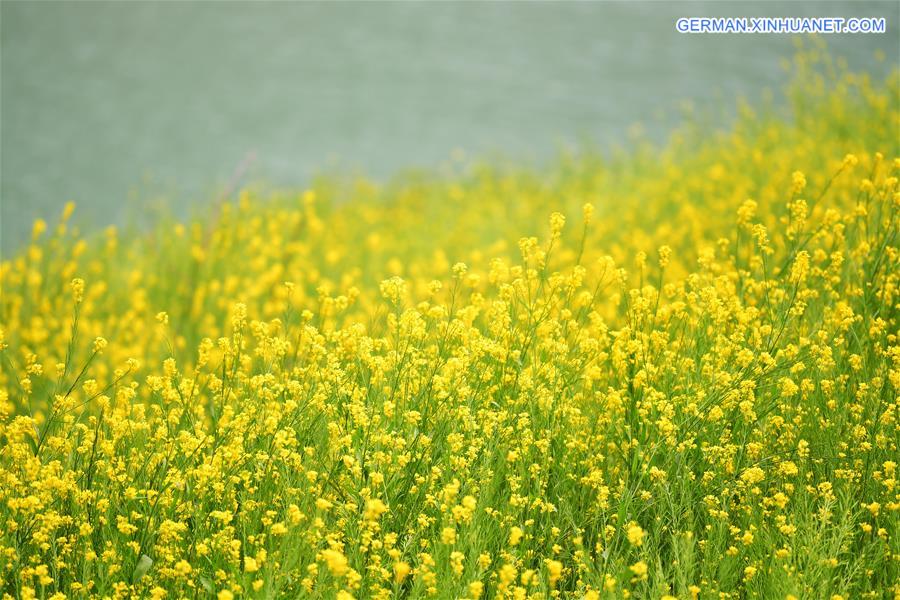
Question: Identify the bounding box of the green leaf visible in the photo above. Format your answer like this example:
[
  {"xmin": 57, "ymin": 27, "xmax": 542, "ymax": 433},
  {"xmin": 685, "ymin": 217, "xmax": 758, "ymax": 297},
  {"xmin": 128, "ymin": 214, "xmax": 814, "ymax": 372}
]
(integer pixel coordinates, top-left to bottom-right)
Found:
[{"xmin": 132, "ymin": 554, "xmax": 153, "ymax": 582}]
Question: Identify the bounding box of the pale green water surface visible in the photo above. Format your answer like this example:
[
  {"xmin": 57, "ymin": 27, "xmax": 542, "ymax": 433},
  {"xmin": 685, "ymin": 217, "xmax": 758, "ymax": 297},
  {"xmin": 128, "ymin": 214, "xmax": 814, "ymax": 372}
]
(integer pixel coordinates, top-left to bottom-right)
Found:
[{"xmin": 2, "ymin": 1, "xmax": 898, "ymax": 253}]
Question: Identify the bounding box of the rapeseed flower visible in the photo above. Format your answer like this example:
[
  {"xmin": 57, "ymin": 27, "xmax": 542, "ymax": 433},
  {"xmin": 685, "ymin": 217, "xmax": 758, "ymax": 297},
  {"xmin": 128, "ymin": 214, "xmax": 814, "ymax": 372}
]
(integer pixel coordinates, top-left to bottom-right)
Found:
[{"xmin": 0, "ymin": 45, "xmax": 897, "ymax": 600}]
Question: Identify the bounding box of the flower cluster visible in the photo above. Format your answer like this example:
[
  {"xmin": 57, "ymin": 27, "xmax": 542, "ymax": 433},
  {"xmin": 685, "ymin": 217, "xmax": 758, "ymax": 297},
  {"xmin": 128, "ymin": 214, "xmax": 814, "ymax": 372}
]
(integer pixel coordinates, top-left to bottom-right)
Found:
[{"xmin": 0, "ymin": 46, "xmax": 898, "ymax": 599}]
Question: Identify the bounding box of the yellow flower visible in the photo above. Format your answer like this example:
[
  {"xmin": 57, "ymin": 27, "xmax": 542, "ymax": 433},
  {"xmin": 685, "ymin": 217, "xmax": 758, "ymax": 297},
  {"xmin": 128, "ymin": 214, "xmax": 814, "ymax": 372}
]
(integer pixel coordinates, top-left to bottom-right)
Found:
[
  {"xmin": 270, "ymin": 522, "xmax": 288, "ymax": 535},
  {"xmin": 630, "ymin": 560, "xmax": 648, "ymax": 579},
  {"xmin": 244, "ymin": 556, "xmax": 259, "ymax": 573},
  {"xmin": 32, "ymin": 219, "xmax": 47, "ymax": 240},
  {"xmin": 791, "ymin": 170, "xmax": 807, "ymax": 194},
  {"xmin": 364, "ymin": 498, "xmax": 388, "ymax": 522},
  {"xmin": 546, "ymin": 559, "xmax": 563, "ymax": 586},
  {"xmin": 549, "ymin": 212, "xmax": 566, "ymax": 238},
  {"xmin": 741, "ymin": 466, "xmax": 765, "ymax": 484},
  {"xmin": 778, "ymin": 461, "xmax": 799, "ymax": 477},
  {"xmin": 70, "ymin": 278, "xmax": 85, "ymax": 303},
  {"xmin": 468, "ymin": 581, "xmax": 484, "ymax": 599},
  {"xmin": 498, "ymin": 564, "xmax": 517, "ymax": 586},
  {"xmin": 322, "ymin": 548, "xmax": 349, "ymax": 577},
  {"xmin": 626, "ymin": 522, "xmax": 645, "ymax": 547},
  {"xmin": 393, "ymin": 561, "xmax": 411, "ymax": 583},
  {"xmin": 582, "ymin": 202, "xmax": 595, "ymax": 223},
  {"xmin": 509, "ymin": 526, "xmax": 524, "ymax": 546},
  {"xmin": 657, "ymin": 245, "xmax": 672, "ymax": 268},
  {"xmin": 441, "ymin": 526, "xmax": 457, "ymax": 545},
  {"xmin": 150, "ymin": 588, "xmax": 167, "ymax": 600},
  {"xmin": 173, "ymin": 560, "xmax": 191, "ymax": 577},
  {"xmin": 92, "ymin": 336, "xmax": 108, "ymax": 354}
]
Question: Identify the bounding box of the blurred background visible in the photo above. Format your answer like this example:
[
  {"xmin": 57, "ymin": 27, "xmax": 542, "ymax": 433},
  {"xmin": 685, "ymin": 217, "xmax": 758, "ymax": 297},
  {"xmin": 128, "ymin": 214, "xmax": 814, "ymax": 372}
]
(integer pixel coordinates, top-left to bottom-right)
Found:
[{"xmin": 2, "ymin": 1, "xmax": 897, "ymax": 254}]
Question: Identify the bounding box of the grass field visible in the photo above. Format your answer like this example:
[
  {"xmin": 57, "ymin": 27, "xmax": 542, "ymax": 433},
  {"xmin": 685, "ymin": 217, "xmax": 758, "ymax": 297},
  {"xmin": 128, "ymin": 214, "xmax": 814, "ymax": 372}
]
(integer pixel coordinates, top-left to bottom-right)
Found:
[{"xmin": 1, "ymin": 46, "xmax": 899, "ymax": 599}]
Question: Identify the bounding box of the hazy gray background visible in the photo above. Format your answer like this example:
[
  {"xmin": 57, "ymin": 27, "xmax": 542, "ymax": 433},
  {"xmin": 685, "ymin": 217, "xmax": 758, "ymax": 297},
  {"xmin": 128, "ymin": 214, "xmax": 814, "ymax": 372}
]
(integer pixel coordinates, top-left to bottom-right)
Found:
[{"xmin": 2, "ymin": 1, "xmax": 898, "ymax": 254}]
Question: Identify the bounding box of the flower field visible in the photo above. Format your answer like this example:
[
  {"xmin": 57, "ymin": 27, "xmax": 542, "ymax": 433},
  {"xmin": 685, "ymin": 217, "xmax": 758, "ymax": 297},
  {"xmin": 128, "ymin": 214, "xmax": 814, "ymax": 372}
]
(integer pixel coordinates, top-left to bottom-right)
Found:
[{"xmin": 1, "ymin": 49, "xmax": 898, "ymax": 599}]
